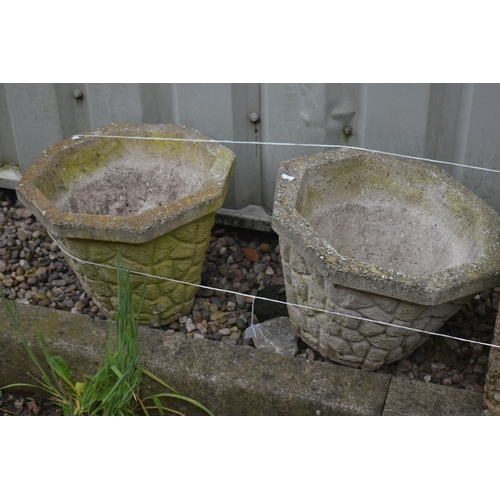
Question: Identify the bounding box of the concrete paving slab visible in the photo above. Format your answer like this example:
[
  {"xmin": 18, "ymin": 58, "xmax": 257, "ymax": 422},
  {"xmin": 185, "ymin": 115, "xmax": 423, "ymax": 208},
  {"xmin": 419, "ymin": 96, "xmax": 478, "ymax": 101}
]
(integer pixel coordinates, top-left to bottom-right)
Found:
[
  {"xmin": 0, "ymin": 302, "xmax": 390, "ymax": 416},
  {"xmin": 383, "ymin": 377, "xmax": 485, "ymax": 416}
]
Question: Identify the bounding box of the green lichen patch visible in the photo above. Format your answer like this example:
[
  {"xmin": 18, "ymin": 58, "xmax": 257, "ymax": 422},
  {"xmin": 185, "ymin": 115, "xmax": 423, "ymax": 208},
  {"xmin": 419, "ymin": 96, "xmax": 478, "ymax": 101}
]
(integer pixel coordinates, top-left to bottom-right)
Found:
[
  {"xmin": 273, "ymin": 148, "xmax": 500, "ymax": 305},
  {"xmin": 17, "ymin": 123, "xmax": 235, "ymax": 244},
  {"xmin": 41, "ymin": 138, "xmax": 125, "ymax": 202}
]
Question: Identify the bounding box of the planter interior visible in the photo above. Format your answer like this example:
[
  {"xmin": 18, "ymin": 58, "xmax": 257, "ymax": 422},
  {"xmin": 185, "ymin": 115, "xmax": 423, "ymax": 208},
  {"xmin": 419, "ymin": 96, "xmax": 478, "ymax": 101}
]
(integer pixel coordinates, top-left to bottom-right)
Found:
[
  {"xmin": 272, "ymin": 149, "xmax": 500, "ymax": 370},
  {"xmin": 16, "ymin": 122, "xmax": 236, "ymax": 326}
]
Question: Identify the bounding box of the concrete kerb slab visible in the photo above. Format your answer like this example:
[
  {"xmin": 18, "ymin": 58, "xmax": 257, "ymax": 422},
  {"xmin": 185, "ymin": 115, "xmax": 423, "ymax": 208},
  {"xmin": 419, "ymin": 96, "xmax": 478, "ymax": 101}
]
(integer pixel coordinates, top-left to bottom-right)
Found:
[
  {"xmin": 383, "ymin": 377, "xmax": 484, "ymax": 416},
  {"xmin": 0, "ymin": 303, "xmax": 485, "ymax": 416}
]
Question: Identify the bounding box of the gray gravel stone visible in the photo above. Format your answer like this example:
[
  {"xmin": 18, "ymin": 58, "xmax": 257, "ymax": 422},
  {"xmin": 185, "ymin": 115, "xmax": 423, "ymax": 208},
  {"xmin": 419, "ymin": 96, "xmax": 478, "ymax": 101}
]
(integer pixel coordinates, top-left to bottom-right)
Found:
[
  {"xmin": 253, "ymin": 317, "xmax": 299, "ymax": 357},
  {"xmin": 235, "ymin": 317, "xmax": 247, "ymax": 330},
  {"xmin": 253, "ymin": 263, "xmax": 267, "ymax": 274}
]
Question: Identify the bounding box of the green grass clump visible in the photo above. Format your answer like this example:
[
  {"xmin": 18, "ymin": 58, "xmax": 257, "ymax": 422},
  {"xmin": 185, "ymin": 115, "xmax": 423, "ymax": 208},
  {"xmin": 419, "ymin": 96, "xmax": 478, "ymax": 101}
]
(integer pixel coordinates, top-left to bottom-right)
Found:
[{"xmin": 0, "ymin": 256, "xmax": 212, "ymax": 416}]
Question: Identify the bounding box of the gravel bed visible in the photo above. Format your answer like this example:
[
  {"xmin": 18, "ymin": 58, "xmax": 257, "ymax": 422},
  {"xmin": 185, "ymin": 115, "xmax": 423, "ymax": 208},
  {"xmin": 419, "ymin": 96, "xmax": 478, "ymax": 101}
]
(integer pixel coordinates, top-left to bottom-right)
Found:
[{"xmin": 0, "ymin": 188, "xmax": 497, "ymax": 396}]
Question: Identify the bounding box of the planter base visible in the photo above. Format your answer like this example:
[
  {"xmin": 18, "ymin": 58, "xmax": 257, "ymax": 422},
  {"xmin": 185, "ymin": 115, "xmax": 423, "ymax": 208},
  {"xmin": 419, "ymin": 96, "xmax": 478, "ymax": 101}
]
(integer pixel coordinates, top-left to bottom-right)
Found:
[
  {"xmin": 281, "ymin": 240, "xmax": 469, "ymax": 371},
  {"xmin": 59, "ymin": 212, "xmax": 215, "ymax": 327}
]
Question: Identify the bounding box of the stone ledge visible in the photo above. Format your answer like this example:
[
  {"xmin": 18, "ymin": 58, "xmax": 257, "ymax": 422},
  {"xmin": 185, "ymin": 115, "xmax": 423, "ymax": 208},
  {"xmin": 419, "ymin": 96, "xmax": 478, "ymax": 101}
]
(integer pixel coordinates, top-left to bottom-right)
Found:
[
  {"xmin": 0, "ymin": 165, "xmax": 22, "ymax": 190},
  {"xmin": 382, "ymin": 377, "xmax": 484, "ymax": 416},
  {"xmin": 216, "ymin": 205, "xmax": 273, "ymax": 233},
  {"xmin": 0, "ymin": 303, "xmax": 485, "ymax": 416}
]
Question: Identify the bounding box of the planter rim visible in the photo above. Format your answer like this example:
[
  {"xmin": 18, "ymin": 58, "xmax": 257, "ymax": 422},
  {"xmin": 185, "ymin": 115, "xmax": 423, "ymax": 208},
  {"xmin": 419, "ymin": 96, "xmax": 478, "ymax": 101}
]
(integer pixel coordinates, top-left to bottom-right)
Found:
[
  {"xmin": 271, "ymin": 148, "xmax": 500, "ymax": 306},
  {"xmin": 16, "ymin": 122, "xmax": 236, "ymax": 244}
]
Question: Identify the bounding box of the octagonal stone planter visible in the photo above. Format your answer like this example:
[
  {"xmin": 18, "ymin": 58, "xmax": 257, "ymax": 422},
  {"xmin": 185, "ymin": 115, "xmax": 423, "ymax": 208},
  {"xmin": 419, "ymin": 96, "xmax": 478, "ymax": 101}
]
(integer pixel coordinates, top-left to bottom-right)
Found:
[
  {"xmin": 272, "ymin": 149, "xmax": 500, "ymax": 370},
  {"xmin": 16, "ymin": 122, "xmax": 236, "ymax": 327}
]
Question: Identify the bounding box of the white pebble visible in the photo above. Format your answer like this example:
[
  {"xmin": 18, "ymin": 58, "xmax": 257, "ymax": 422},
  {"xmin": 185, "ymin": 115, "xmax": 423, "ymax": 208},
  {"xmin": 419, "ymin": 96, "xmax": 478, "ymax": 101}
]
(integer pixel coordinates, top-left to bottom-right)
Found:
[{"xmin": 185, "ymin": 318, "xmax": 197, "ymax": 333}]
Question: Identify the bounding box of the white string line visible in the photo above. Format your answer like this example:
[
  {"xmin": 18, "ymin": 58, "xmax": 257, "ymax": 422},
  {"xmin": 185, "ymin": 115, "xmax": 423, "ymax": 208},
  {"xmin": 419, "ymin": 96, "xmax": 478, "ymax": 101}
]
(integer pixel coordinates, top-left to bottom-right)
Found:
[
  {"xmin": 74, "ymin": 134, "xmax": 500, "ymax": 175},
  {"xmin": 46, "ymin": 231, "xmax": 500, "ymax": 350},
  {"xmin": 250, "ymin": 295, "xmax": 256, "ymax": 331}
]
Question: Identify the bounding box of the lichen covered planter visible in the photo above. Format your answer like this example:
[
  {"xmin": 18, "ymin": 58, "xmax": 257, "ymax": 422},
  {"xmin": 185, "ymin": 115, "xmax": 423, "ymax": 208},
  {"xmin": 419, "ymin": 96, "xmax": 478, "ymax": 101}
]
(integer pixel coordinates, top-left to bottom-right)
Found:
[
  {"xmin": 272, "ymin": 149, "xmax": 500, "ymax": 370},
  {"xmin": 16, "ymin": 123, "xmax": 236, "ymax": 326}
]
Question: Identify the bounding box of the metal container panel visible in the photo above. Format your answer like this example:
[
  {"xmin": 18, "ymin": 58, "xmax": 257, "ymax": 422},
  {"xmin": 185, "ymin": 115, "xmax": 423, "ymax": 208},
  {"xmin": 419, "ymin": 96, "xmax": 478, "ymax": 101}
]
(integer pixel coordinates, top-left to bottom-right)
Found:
[{"xmin": 2, "ymin": 83, "xmax": 500, "ymax": 214}]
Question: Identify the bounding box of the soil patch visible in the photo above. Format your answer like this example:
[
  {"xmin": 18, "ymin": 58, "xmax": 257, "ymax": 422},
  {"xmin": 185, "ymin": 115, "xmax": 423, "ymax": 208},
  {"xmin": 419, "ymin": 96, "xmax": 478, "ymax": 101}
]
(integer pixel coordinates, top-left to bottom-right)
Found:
[
  {"xmin": 55, "ymin": 156, "xmax": 203, "ymax": 216},
  {"xmin": 0, "ymin": 390, "xmax": 62, "ymax": 416}
]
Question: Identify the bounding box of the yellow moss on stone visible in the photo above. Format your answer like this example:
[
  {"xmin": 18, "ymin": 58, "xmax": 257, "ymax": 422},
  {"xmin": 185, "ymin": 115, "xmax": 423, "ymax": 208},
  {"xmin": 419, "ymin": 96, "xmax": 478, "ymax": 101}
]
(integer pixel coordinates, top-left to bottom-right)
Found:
[
  {"xmin": 43, "ymin": 138, "xmax": 124, "ymax": 202},
  {"xmin": 59, "ymin": 213, "xmax": 215, "ymax": 326}
]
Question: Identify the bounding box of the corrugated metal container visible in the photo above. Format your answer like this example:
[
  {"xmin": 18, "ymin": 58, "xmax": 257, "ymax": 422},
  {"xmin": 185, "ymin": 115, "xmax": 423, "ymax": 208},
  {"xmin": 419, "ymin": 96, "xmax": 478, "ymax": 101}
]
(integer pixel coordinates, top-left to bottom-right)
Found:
[{"xmin": 2, "ymin": 83, "xmax": 500, "ymax": 215}]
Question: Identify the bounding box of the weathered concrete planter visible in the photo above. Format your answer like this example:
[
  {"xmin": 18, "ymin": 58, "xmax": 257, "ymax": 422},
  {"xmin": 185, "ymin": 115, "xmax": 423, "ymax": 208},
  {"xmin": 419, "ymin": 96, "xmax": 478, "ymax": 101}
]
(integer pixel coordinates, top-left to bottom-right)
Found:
[
  {"xmin": 16, "ymin": 122, "xmax": 235, "ymax": 326},
  {"xmin": 272, "ymin": 149, "xmax": 500, "ymax": 370}
]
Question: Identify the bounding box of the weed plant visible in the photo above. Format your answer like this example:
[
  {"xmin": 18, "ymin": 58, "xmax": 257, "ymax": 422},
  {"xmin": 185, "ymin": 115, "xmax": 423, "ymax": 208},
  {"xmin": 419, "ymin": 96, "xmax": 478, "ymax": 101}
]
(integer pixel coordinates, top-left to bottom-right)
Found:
[{"xmin": 0, "ymin": 256, "xmax": 213, "ymax": 416}]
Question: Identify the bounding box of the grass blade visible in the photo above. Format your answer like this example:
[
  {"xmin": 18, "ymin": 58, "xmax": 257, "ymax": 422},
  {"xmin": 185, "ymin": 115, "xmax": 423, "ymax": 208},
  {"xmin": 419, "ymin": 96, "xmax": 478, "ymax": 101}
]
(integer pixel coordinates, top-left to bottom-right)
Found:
[
  {"xmin": 151, "ymin": 395, "xmax": 165, "ymax": 416},
  {"xmin": 1, "ymin": 255, "xmax": 213, "ymax": 417},
  {"xmin": 47, "ymin": 355, "xmax": 75, "ymax": 390},
  {"xmin": 142, "ymin": 368, "xmax": 178, "ymax": 394},
  {"xmin": 143, "ymin": 392, "xmax": 214, "ymax": 416}
]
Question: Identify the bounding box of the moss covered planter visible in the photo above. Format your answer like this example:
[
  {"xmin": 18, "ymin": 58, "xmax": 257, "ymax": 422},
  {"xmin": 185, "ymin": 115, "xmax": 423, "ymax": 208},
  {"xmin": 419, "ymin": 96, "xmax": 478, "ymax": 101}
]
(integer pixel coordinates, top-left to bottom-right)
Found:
[
  {"xmin": 272, "ymin": 149, "xmax": 500, "ymax": 370},
  {"xmin": 16, "ymin": 123, "xmax": 236, "ymax": 326}
]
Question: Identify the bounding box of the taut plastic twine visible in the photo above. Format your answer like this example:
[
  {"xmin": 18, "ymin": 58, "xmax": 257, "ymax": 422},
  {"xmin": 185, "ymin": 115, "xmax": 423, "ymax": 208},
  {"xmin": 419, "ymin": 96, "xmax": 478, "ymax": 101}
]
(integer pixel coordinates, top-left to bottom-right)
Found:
[
  {"xmin": 46, "ymin": 231, "xmax": 500, "ymax": 350},
  {"xmin": 73, "ymin": 134, "xmax": 500, "ymax": 175}
]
